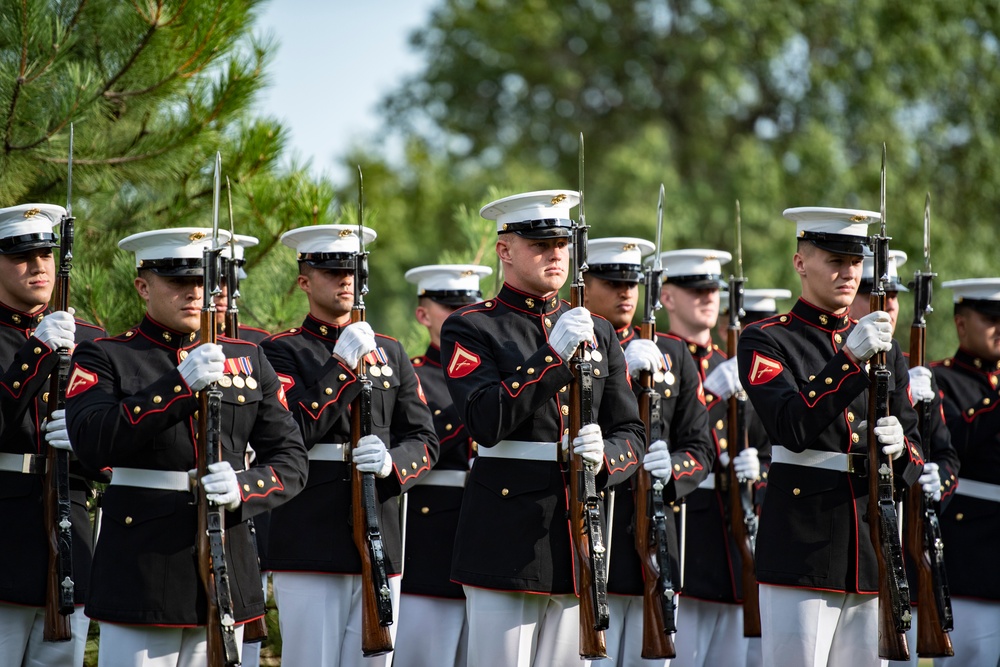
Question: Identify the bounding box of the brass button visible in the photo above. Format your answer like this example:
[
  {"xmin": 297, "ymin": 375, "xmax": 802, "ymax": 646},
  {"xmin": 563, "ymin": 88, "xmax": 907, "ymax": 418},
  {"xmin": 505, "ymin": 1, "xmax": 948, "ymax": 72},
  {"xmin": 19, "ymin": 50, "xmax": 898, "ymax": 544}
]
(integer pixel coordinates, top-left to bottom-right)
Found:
[
  {"xmin": 516, "ymin": 366, "xmax": 522, "ymax": 371},
  {"xmin": 42, "ymin": 392, "xmax": 49, "ymax": 402},
  {"xmin": 561, "ymin": 405, "xmax": 569, "ymax": 416},
  {"xmin": 153, "ymin": 396, "xmax": 162, "ymax": 404},
  {"xmin": 445, "ymin": 424, "xmax": 453, "ymax": 431},
  {"xmin": 512, "ymin": 382, "xmax": 520, "ymax": 389},
  {"xmin": 793, "ymin": 488, "xmax": 801, "ymax": 496},
  {"xmin": 683, "ymin": 460, "xmax": 690, "ymax": 468},
  {"xmin": 705, "ymin": 394, "xmax": 714, "ymax": 402},
  {"xmin": 627, "ymin": 451, "xmax": 633, "ymax": 458},
  {"xmin": 674, "ymin": 464, "xmax": 681, "ymax": 471},
  {"xmin": 808, "ymin": 391, "xmax": 816, "ymax": 398},
  {"xmin": 383, "ymin": 381, "xmax": 390, "ymax": 389},
  {"xmin": 968, "ymin": 408, "xmax": 975, "ymax": 416},
  {"xmin": 809, "ymin": 375, "xmax": 816, "ymax": 381},
  {"xmin": 421, "ymin": 507, "xmax": 430, "ymax": 514},
  {"xmin": 701, "ymin": 360, "xmax": 709, "ymax": 369},
  {"xmin": 12, "ymin": 381, "xmax": 20, "ymax": 389},
  {"xmin": 179, "ymin": 350, "xmax": 188, "ymax": 360},
  {"xmin": 325, "ymin": 388, "xmax": 333, "ymax": 395},
  {"xmin": 243, "ymin": 484, "xmax": 251, "ymax": 492},
  {"xmin": 20, "ymin": 363, "xmax": 28, "ymax": 371},
  {"xmin": 852, "ymin": 433, "xmax": 860, "ymax": 443},
  {"xmin": 271, "ymin": 476, "xmax": 277, "ymax": 482},
  {"xmin": 984, "ymin": 398, "xmax": 992, "ymax": 406},
  {"xmin": 125, "ymin": 516, "xmax": 133, "ymax": 525},
  {"xmin": 545, "ymin": 356, "xmax": 553, "ymax": 363},
  {"xmin": 956, "ymin": 513, "xmax": 964, "ymax": 521},
  {"xmin": 689, "ymin": 344, "xmax": 697, "ymax": 353},
  {"xmin": 716, "ymin": 420, "xmax": 724, "ymax": 430},
  {"xmin": 834, "ymin": 334, "xmax": 843, "ymax": 344},
  {"xmin": 848, "ymin": 412, "xmax": 855, "ymax": 422},
  {"xmin": 338, "ymin": 374, "xmax": 347, "ymax": 381},
  {"xmin": 133, "ymin": 406, "xmax": 140, "ymax": 414},
  {"xmin": 257, "ymin": 479, "xmax": 265, "ymax": 488},
  {"xmin": 664, "ymin": 389, "xmax": 671, "ymax": 397},
  {"xmin": 527, "ymin": 368, "xmax": 535, "ymax": 375},
  {"xmin": 411, "ymin": 462, "xmax": 418, "ymax": 470},
  {"xmin": 434, "ymin": 409, "xmax": 442, "ymax": 415},
  {"xmin": 594, "ymin": 369, "xmax": 601, "ymax": 376},
  {"xmin": 544, "ymin": 318, "xmax": 552, "ymax": 328},
  {"xmin": 842, "ymin": 364, "xmax": 850, "ymax": 371},
  {"xmin": 619, "ymin": 454, "xmax": 625, "ymax": 462},
  {"xmin": 673, "ymin": 505, "xmax": 681, "ymax": 513},
  {"xmin": 174, "ymin": 385, "xmax": 182, "ymax": 393},
  {"xmin": 238, "ymin": 396, "xmax": 245, "ymax": 403},
  {"xmin": 719, "ymin": 438, "xmax": 728, "ymax": 450},
  {"xmin": 560, "ymin": 386, "xmax": 567, "ymax": 393},
  {"xmin": 422, "ymin": 456, "xmax": 427, "ymax": 463},
  {"xmin": 501, "ymin": 488, "xmax": 509, "ymax": 496},
  {"xmin": 779, "ymin": 316, "xmax": 788, "ymax": 323},
  {"xmin": 311, "ymin": 402, "xmax": 319, "ymax": 409},
  {"xmin": 825, "ymin": 377, "xmax": 833, "ymax": 384},
  {"xmin": 485, "ymin": 301, "xmax": 493, "ymax": 307},
  {"xmin": 33, "ymin": 347, "xmax": 41, "ymax": 354},
  {"xmin": 401, "ymin": 469, "xmax": 407, "ymax": 476}
]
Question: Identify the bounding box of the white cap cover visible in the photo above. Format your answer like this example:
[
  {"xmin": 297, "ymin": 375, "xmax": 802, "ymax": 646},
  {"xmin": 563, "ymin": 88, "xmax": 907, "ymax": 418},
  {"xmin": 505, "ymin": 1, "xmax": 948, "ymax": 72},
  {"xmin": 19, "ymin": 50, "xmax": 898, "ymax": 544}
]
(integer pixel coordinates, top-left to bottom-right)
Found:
[
  {"xmin": 481, "ymin": 190, "xmax": 579, "ymax": 238},
  {"xmin": 118, "ymin": 228, "xmax": 232, "ymax": 276},
  {"xmin": 649, "ymin": 249, "xmax": 732, "ymax": 288},
  {"xmin": 404, "ymin": 264, "xmax": 493, "ymax": 306},
  {"xmin": 0, "ymin": 203, "xmax": 64, "ymax": 254}
]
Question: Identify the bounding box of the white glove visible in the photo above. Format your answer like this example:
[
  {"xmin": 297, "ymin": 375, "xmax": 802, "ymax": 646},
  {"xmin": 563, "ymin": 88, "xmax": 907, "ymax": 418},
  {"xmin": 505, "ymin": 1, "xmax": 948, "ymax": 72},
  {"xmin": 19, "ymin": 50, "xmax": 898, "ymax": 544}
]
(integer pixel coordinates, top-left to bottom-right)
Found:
[
  {"xmin": 200, "ymin": 460, "xmax": 241, "ymax": 511},
  {"xmin": 177, "ymin": 343, "xmax": 225, "ymax": 391},
  {"xmin": 571, "ymin": 423, "xmax": 605, "ymax": 472},
  {"xmin": 333, "ymin": 322, "xmax": 377, "ymax": 369},
  {"xmin": 732, "ymin": 447, "xmax": 760, "ymax": 482},
  {"xmin": 908, "ymin": 366, "xmax": 935, "ymax": 403},
  {"xmin": 918, "ymin": 462, "xmax": 942, "ymax": 502},
  {"xmin": 548, "ymin": 307, "xmax": 595, "ymax": 360},
  {"xmin": 857, "ymin": 416, "xmax": 906, "ymax": 460},
  {"xmin": 643, "ymin": 439, "xmax": 672, "ymax": 480},
  {"xmin": 844, "ymin": 311, "xmax": 893, "ymax": 362},
  {"xmin": 34, "ymin": 311, "xmax": 76, "ymax": 351},
  {"xmin": 703, "ymin": 357, "xmax": 743, "ymax": 401},
  {"xmin": 44, "ymin": 409, "xmax": 73, "ymax": 452},
  {"xmin": 624, "ymin": 339, "xmax": 664, "ymax": 377},
  {"xmin": 354, "ymin": 434, "xmax": 392, "ymax": 478}
]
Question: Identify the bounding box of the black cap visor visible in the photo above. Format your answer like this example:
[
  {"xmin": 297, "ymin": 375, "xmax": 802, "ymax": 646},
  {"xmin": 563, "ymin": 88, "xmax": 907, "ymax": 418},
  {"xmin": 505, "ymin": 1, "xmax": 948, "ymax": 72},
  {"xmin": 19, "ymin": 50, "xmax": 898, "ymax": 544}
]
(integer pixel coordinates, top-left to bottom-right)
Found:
[
  {"xmin": 664, "ymin": 274, "xmax": 725, "ymax": 290},
  {"xmin": 138, "ymin": 258, "xmax": 204, "ymax": 277},
  {"xmin": 500, "ymin": 218, "xmax": 573, "ymax": 240},
  {"xmin": 859, "ymin": 278, "xmax": 909, "ymax": 293},
  {"xmin": 801, "ymin": 231, "xmax": 870, "ymax": 257},
  {"xmin": 421, "ymin": 289, "xmax": 482, "ymax": 307},
  {"xmin": 0, "ymin": 232, "xmax": 58, "ymax": 255},
  {"xmin": 298, "ymin": 252, "xmax": 356, "ymax": 270},
  {"xmin": 956, "ymin": 298, "xmax": 1000, "ymax": 317},
  {"xmin": 587, "ymin": 264, "xmax": 643, "ymax": 284}
]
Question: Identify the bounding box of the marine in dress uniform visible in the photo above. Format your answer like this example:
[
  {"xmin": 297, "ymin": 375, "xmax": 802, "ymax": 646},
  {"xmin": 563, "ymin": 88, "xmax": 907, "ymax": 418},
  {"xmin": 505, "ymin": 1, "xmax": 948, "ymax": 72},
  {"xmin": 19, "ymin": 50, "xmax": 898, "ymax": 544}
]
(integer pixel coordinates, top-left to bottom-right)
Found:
[
  {"xmin": 737, "ymin": 207, "xmax": 924, "ymax": 667},
  {"xmin": 65, "ymin": 228, "xmax": 308, "ymax": 667},
  {"xmin": 393, "ymin": 263, "xmax": 492, "ymax": 667},
  {"xmin": 929, "ymin": 278, "xmax": 1000, "ymax": 666},
  {"xmin": 581, "ymin": 237, "xmax": 715, "ymax": 667},
  {"xmin": 259, "ymin": 224, "xmax": 438, "ymax": 667},
  {"xmin": 653, "ymin": 249, "xmax": 769, "ymax": 667},
  {"xmin": 0, "ymin": 204, "xmax": 105, "ymax": 667},
  {"xmin": 847, "ymin": 251, "xmax": 960, "ymax": 666},
  {"xmin": 440, "ymin": 191, "xmax": 646, "ymax": 667}
]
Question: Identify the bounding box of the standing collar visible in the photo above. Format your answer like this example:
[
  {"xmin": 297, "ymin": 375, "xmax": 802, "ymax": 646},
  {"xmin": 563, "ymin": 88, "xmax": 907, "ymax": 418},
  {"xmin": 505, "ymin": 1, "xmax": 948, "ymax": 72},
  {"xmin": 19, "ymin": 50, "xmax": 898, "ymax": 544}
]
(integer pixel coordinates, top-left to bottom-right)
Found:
[
  {"xmin": 791, "ymin": 298, "xmax": 852, "ymax": 331},
  {"xmin": 302, "ymin": 313, "xmax": 347, "ymax": 342},
  {"xmin": 137, "ymin": 315, "xmax": 200, "ymax": 350},
  {"xmin": 672, "ymin": 333, "xmax": 717, "ymax": 358},
  {"xmin": 952, "ymin": 348, "xmax": 1000, "ymax": 375},
  {"xmin": 618, "ymin": 326, "xmax": 636, "ymax": 344},
  {"xmin": 496, "ymin": 283, "xmax": 561, "ymax": 315},
  {"xmin": 423, "ymin": 344, "xmax": 442, "ymax": 366},
  {"xmin": 0, "ymin": 301, "xmax": 47, "ymax": 331}
]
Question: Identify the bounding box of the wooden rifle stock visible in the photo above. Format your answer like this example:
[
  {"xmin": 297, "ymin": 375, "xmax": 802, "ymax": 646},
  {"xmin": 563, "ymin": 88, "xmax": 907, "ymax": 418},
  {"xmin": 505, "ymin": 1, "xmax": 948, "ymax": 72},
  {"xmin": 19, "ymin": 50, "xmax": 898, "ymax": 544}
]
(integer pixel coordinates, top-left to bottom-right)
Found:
[
  {"xmin": 634, "ymin": 320, "xmax": 677, "ymax": 659},
  {"xmin": 43, "ymin": 213, "xmax": 74, "ymax": 642},
  {"xmin": 905, "ymin": 286, "xmax": 954, "ymax": 657},
  {"xmin": 726, "ymin": 324, "xmax": 761, "ymax": 637}
]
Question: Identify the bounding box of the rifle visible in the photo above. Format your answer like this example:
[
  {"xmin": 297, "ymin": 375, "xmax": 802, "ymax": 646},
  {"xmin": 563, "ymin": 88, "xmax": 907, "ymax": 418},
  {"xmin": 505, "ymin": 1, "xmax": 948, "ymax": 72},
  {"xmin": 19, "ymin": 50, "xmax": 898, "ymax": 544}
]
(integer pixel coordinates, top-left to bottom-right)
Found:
[
  {"xmin": 349, "ymin": 166, "xmax": 393, "ymax": 656},
  {"xmin": 195, "ymin": 153, "xmax": 241, "ymax": 667},
  {"xmin": 567, "ymin": 133, "xmax": 609, "ymax": 659},
  {"xmin": 633, "ymin": 183, "xmax": 676, "ymax": 659},
  {"xmin": 43, "ymin": 123, "xmax": 76, "ymax": 642},
  {"xmin": 904, "ymin": 193, "xmax": 954, "ymax": 657},
  {"xmin": 223, "ymin": 177, "xmax": 269, "ymax": 646},
  {"xmin": 725, "ymin": 200, "xmax": 762, "ymax": 637},
  {"xmin": 867, "ymin": 145, "xmax": 911, "ymax": 661}
]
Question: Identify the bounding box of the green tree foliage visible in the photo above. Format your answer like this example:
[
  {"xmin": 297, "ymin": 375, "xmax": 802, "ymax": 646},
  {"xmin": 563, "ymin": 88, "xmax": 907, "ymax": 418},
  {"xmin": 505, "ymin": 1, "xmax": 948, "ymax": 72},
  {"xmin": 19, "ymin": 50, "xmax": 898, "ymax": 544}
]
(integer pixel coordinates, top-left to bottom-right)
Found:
[{"xmin": 382, "ymin": 0, "xmax": 1000, "ymax": 359}]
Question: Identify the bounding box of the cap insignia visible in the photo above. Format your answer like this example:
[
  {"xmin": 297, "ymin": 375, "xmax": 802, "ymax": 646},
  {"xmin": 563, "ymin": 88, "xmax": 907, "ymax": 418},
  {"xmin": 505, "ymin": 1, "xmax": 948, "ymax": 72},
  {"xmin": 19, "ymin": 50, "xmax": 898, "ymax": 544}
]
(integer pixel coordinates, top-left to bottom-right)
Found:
[
  {"xmin": 850, "ymin": 215, "xmax": 870, "ymax": 222},
  {"xmin": 338, "ymin": 229, "xmax": 353, "ymax": 237},
  {"xmin": 622, "ymin": 243, "xmax": 637, "ymax": 251},
  {"xmin": 23, "ymin": 208, "xmax": 40, "ymax": 218},
  {"xmin": 550, "ymin": 194, "xmax": 567, "ymax": 205},
  {"xmin": 188, "ymin": 232, "xmax": 206, "ymax": 241},
  {"xmin": 462, "ymin": 270, "xmax": 475, "ymax": 277}
]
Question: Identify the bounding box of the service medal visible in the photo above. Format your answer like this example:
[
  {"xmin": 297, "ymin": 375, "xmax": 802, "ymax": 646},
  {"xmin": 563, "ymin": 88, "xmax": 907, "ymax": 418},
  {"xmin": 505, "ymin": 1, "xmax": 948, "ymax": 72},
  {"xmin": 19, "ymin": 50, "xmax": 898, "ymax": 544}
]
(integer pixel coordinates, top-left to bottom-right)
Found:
[
  {"xmin": 245, "ymin": 377, "xmax": 258, "ymax": 390},
  {"xmin": 381, "ymin": 365, "xmax": 393, "ymax": 377},
  {"xmin": 665, "ymin": 371, "xmax": 675, "ymax": 385},
  {"xmin": 232, "ymin": 375, "xmax": 246, "ymax": 389},
  {"xmin": 218, "ymin": 376, "xmax": 233, "ymax": 388},
  {"xmin": 653, "ymin": 371, "xmax": 664, "ymax": 383},
  {"xmin": 591, "ymin": 350, "xmax": 603, "ymax": 362},
  {"xmin": 369, "ymin": 365, "xmax": 382, "ymax": 377}
]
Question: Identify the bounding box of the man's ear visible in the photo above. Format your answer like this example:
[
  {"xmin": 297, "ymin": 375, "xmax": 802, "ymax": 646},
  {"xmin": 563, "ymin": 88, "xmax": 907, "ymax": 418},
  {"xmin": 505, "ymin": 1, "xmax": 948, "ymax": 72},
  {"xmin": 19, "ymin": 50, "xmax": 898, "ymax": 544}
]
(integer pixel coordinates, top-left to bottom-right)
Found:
[
  {"xmin": 415, "ymin": 305, "xmax": 432, "ymax": 328},
  {"xmin": 793, "ymin": 252, "xmax": 807, "ymax": 277},
  {"xmin": 296, "ymin": 273, "xmax": 311, "ymax": 296},
  {"xmin": 134, "ymin": 275, "xmax": 150, "ymax": 301}
]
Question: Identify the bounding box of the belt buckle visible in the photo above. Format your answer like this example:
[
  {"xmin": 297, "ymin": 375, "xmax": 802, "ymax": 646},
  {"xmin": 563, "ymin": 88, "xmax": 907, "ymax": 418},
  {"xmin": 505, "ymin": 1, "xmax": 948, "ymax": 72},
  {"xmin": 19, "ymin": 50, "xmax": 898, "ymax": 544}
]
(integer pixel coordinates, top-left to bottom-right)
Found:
[
  {"xmin": 846, "ymin": 452, "xmax": 867, "ymax": 476},
  {"xmin": 22, "ymin": 454, "xmax": 45, "ymax": 475}
]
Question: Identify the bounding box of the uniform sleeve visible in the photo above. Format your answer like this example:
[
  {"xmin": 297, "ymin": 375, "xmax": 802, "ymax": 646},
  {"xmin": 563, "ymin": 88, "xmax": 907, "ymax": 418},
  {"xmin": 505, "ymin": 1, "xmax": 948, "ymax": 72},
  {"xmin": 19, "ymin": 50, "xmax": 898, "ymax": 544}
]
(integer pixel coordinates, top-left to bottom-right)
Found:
[
  {"xmin": 440, "ymin": 311, "xmax": 574, "ymax": 447},
  {"xmin": 380, "ymin": 341, "xmax": 439, "ymax": 494},
  {"xmin": 0, "ymin": 336, "xmax": 58, "ymax": 434},
  {"xmin": 925, "ymin": 374, "xmax": 960, "ymax": 505},
  {"xmin": 662, "ymin": 345, "xmax": 713, "ymax": 500},
  {"xmin": 66, "ymin": 340, "xmax": 198, "ymax": 471},
  {"xmin": 737, "ymin": 323, "xmax": 870, "ymax": 452},
  {"xmin": 260, "ymin": 335, "xmax": 361, "ymax": 446},
  {"xmin": 593, "ymin": 319, "xmax": 646, "ymax": 489},
  {"xmin": 888, "ymin": 344, "xmax": 924, "ymax": 488},
  {"xmin": 232, "ymin": 348, "xmax": 308, "ymax": 520}
]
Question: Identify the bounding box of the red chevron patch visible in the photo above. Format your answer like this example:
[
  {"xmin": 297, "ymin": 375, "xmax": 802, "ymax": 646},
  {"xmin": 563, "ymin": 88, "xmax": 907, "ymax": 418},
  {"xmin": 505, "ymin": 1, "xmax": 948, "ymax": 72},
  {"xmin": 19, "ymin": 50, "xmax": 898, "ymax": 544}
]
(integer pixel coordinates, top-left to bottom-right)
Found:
[
  {"xmin": 66, "ymin": 365, "xmax": 98, "ymax": 398},
  {"xmin": 447, "ymin": 344, "xmax": 481, "ymax": 378},
  {"xmin": 748, "ymin": 351, "xmax": 783, "ymax": 385}
]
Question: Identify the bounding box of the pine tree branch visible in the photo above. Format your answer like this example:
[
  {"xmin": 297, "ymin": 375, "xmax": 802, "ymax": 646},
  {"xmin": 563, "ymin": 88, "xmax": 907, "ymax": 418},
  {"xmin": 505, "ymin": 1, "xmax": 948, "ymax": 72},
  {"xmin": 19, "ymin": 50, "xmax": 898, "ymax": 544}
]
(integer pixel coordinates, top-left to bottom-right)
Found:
[
  {"xmin": 3, "ymin": 0, "xmax": 30, "ymax": 153},
  {"xmin": 176, "ymin": 0, "xmax": 224, "ymax": 77},
  {"xmin": 97, "ymin": 8, "xmax": 162, "ymax": 100}
]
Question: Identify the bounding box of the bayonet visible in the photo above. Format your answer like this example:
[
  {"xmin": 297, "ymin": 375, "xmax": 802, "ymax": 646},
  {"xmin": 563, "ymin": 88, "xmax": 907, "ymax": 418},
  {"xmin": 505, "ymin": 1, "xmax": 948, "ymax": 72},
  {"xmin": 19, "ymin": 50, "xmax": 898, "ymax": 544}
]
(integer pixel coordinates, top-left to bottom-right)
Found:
[
  {"xmin": 225, "ymin": 177, "xmax": 240, "ymax": 305},
  {"xmin": 66, "ymin": 124, "xmax": 73, "ymax": 218},
  {"xmin": 923, "ymin": 193, "xmax": 932, "ymax": 275},
  {"xmin": 653, "ymin": 184, "xmax": 664, "ymax": 273}
]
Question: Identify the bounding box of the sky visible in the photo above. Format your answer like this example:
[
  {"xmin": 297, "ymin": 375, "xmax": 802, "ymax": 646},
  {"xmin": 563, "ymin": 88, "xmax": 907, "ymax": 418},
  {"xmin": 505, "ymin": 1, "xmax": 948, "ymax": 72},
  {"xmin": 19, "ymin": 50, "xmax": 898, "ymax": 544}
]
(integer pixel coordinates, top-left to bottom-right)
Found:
[{"xmin": 253, "ymin": 0, "xmax": 439, "ymax": 182}]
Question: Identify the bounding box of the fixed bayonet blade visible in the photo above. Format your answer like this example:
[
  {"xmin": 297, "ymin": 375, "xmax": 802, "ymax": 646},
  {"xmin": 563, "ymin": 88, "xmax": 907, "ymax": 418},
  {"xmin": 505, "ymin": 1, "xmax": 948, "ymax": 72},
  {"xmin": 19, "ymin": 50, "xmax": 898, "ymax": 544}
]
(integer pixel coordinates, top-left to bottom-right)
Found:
[
  {"xmin": 578, "ymin": 132, "xmax": 585, "ymax": 226},
  {"xmin": 212, "ymin": 152, "xmax": 222, "ymax": 248},
  {"xmin": 66, "ymin": 124, "xmax": 74, "ymax": 217},
  {"xmin": 654, "ymin": 184, "xmax": 664, "ymax": 271},
  {"xmin": 923, "ymin": 192, "xmax": 931, "ymax": 273},
  {"xmin": 357, "ymin": 165, "xmax": 369, "ymax": 299},
  {"xmin": 880, "ymin": 143, "xmax": 887, "ymax": 237},
  {"xmin": 735, "ymin": 199, "xmax": 744, "ymax": 281}
]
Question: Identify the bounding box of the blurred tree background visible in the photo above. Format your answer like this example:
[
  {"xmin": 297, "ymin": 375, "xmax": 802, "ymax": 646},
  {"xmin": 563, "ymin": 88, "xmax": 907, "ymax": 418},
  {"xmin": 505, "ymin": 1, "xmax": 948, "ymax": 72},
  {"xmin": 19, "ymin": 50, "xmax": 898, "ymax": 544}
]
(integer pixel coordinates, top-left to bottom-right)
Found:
[{"xmin": 3, "ymin": 0, "xmax": 998, "ymax": 361}]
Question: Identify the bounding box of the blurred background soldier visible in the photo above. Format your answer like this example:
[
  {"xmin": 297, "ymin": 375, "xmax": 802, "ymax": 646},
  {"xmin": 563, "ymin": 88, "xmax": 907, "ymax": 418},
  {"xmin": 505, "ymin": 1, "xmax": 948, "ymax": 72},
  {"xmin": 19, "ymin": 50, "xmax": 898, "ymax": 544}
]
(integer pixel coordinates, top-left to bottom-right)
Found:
[
  {"xmin": 393, "ymin": 263, "xmax": 492, "ymax": 667},
  {"xmin": 655, "ymin": 248, "xmax": 767, "ymax": 667},
  {"xmin": 65, "ymin": 227, "xmax": 308, "ymax": 667},
  {"xmin": 931, "ymin": 279, "xmax": 1000, "ymax": 665},
  {"xmin": 440, "ymin": 191, "xmax": 645, "ymax": 667},
  {"xmin": 260, "ymin": 224, "xmax": 438, "ymax": 667},
  {"xmin": 582, "ymin": 236, "xmax": 714, "ymax": 667},
  {"xmin": 737, "ymin": 207, "xmax": 923, "ymax": 667},
  {"xmin": 0, "ymin": 204, "xmax": 105, "ymax": 667}
]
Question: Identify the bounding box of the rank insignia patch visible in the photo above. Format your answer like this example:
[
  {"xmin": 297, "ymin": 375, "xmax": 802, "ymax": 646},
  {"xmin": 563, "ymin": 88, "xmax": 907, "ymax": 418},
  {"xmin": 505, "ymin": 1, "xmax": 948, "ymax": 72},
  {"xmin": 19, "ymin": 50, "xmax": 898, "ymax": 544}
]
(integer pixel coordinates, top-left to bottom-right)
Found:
[
  {"xmin": 447, "ymin": 343, "xmax": 481, "ymax": 378},
  {"xmin": 748, "ymin": 351, "xmax": 783, "ymax": 385},
  {"xmin": 66, "ymin": 365, "xmax": 98, "ymax": 398}
]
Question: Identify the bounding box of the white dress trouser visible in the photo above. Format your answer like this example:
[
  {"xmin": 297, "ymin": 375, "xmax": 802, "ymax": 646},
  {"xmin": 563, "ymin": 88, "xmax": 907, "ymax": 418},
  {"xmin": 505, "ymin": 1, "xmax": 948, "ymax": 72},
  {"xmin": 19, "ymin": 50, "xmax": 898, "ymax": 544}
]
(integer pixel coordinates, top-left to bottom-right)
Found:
[
  {"xmin": 604, "ymin": 594, "xmax": 671, "ymax": 666},
  {"xmin": 240, "ymin": 573, "xmax": 269, "ymax": 667},
  {"xmin": 463, "ymin": 586, "xmax": 599, "ymax": 667},
  {"xmin": 760, "ymin": 584, "xmax": 886, "ymax": 667},
  {"xmin": 933, "ymin": 598, "xmax": 1000, "ymax": 666},
  {"xmin": 0, "ymin": 602, "xmax": 89, "ymax": 667},
  {"xmin": 97, "ymin": 622, "xmax": 244, "ymax": 667},
  {"xmin": 672, "ymin": 597, "xmax": 747, "ymax": 667},
  {"xmin": 273, "ymin": 571, "xmax": 401, "ymax": 667},
  {"xmin": 393, "ymin": 594, "xmax": 468, "ymax": 667}
]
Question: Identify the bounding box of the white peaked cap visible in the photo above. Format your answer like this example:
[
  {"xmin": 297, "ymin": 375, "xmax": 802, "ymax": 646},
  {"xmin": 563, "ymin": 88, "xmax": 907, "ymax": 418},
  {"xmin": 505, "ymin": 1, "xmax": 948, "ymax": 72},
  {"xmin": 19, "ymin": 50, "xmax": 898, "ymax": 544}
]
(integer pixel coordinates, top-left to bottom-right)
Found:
[
  {"xmin": 587, "ymin": 237, "xmax": 656, "ymax": 266},
  {"xmin": 649, "ymin": 249, "xmax": 732, "ymax": 288},
  {"xmin": 480, "ymin": 190, "xmax": 579, "ymax": 237},
  {"xmin": 405, "ymin": 264, "xmax": 493, "ymax": 306},
  {"xmin": 943, "ymin": 279, "xmax": 1000, "ymax": 315},
  {"xmin": 280, "ymin": 224, "xmax": 377, "ymax": 256},
  {"xmin": 0, "ymin": 203, "xmax": 64, "ymax": 254},
  {"xmin": 783, "ymin": 206, "xmax": 876, "ymax": 256},
  {"xmin": 118, "ymin": 227, "xmax": 232, "ymax": 268},
  {"xmin": 220, "ymin": 234, "xmax": 260, "ymax": 262}
]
